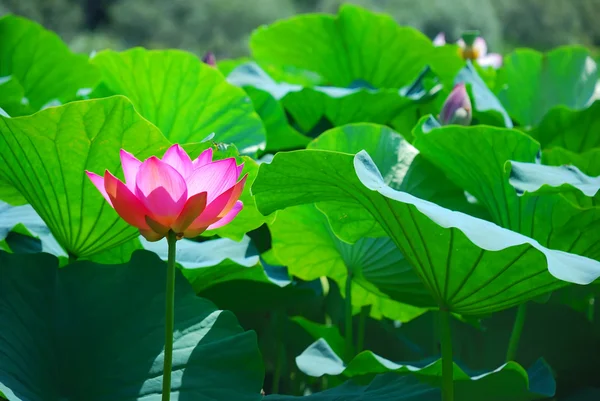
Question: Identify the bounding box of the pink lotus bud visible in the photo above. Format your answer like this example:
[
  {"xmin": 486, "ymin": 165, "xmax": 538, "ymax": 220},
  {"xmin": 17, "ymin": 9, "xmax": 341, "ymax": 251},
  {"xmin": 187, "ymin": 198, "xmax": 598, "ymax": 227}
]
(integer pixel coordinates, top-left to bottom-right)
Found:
[
  {"xmin": 439, "ymin": 83, "xmax": 472, "ymax": 126},
  {"xmin": 86, "ymin": 144, "xmax": 246, "ymax": 241},
  {"xmin": 202, "ymin": 52, "xmax": 216, "ymax": 67}
]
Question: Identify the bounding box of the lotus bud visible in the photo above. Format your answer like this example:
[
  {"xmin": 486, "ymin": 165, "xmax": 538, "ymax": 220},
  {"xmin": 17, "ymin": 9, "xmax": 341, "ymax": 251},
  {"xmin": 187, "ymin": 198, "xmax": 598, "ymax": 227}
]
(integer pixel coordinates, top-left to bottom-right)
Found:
[
  {"xmin": 202, "ymin": 52, "xmax": 216, "ymax": 67},
  {"xmin": 439, "ymin": 83, "xmax": 472, "ymax": 126}
]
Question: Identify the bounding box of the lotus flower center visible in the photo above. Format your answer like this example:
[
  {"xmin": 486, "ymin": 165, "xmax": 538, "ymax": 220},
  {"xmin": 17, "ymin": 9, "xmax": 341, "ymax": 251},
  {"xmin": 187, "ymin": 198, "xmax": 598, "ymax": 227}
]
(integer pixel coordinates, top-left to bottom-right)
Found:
[{"xmin": 461, "ymin": 46, "xmax": 480, "ymax": 61}]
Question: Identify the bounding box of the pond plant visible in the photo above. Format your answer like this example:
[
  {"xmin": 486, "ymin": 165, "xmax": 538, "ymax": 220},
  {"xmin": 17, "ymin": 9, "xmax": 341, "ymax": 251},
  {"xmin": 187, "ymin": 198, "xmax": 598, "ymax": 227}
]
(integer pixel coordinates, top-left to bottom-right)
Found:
[{"xmin": 1, "ymin": 5, "xmax": 600, "ymax": 401}]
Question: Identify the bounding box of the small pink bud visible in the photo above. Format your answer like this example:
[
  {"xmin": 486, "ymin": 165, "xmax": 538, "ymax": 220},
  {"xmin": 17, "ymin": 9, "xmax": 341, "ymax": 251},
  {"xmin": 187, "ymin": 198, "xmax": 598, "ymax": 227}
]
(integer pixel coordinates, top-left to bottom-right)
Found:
[
  {"xmin": 439, "ymin": 83, "xmax": 472, "ymax": 126},
  {"xmin": 86, "ymin": 144, "xmax": 246, "ymax": 241},
  {"xmin": 202, "ymin": 52, "xmax": 216, "ymax": 67}
]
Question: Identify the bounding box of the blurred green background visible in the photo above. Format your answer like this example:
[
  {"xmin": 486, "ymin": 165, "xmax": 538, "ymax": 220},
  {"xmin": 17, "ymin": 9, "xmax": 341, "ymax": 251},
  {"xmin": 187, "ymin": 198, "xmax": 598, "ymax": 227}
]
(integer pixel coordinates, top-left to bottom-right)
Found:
[{"xmin": 1, "ymin": 0, "xmax": 599, "ymax": 58}]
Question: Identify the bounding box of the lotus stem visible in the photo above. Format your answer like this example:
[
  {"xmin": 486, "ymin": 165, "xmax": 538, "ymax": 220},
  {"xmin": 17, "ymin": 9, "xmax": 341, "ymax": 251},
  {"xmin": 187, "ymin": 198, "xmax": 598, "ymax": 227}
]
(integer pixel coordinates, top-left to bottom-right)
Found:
[
  {"xmin": 345, "ymin": 272, "xmax": 353, "ymax": 360},
  {"xmin": 439, "ymin": 308, "xmax": 454, "ymax": 401},
  {"xmin": 587, "ymin": 296, "xmax": 595, "ymax": 323},
  {"xmin": 357, "ymin": 305, "xmax": 370, "ymax": 353},
  {"xmin": 271, "ymin": 309, "xmax": 285, "ymax": 394},
  {"xmin": 506, "ymin": 303, "xmax": 527, "ymax": 362},
  {"xmin": 162, "ymin": 230, "xmax": 177, "ymax": 401}
]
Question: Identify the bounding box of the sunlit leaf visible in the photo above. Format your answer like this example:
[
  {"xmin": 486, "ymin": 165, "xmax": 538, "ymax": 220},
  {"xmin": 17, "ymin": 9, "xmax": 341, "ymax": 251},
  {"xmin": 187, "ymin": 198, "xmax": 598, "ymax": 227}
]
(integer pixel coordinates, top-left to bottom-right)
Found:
[
  {"xmin": 412, "ymin": 116, "xmax": 600, "ymax": 260},
  {"xmin": 252, "ymin": 148, "xmax": 600, "ymax": 314},
  {"xmin": 270, "ymin": 204, "xmax": 431, "ymax": 320},
  {"xmin": 0, "ymin": 15, "xmax": 99, "ymax": 116},
  {"xmin": 91, "ymin": 48, "xmax": 266, "ymax": 154},
  {"xmin": 528, "ymin": 101, "xmax": 600, "ymax": 153},
  {"xmin": 496, "ymin": 46, "xmax": 597, "ymax": 127},
  {"xmin": 0, "ymin": 96, "xmax": 173, "ymax": 257},
  {"xmin": 251, "ymin": 5, "xmax": 434, "ymax": 89}
]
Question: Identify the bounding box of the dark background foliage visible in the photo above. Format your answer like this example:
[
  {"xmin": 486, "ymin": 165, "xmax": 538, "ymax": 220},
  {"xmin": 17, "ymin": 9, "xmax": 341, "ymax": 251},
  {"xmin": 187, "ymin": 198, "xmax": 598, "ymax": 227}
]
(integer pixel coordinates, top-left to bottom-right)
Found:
[{"xmin": 1, "ymin": 0, "xmax": 599, "ymax": 58}]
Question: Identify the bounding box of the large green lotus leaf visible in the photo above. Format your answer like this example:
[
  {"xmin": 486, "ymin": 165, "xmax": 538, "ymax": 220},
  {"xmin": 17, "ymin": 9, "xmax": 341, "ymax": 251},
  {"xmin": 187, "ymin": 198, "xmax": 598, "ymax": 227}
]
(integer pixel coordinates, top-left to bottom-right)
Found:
[
  {"xmin": 0, "ymin": 96, "xmax": 174, "ymax": 258},
  {"xmin": 306, "ymin": 123, "xmax": 489, "ymax": 242},
  {"xmin": 84, "ymin": 237, "xmax": 143, "ymax": 264},
  {"xmin": 529, "ymin": 101, "xmax": 600, "ymax": 152},
  {"xmin": 0, "ymin": 178, "xmax": 26, "ymax": 205},
  {"xmin": 495, "ymin": 46, "xmax": 597, "ymax": 127},
  {"xmin": 0, "ymin": 250, "xmax": 264, "ymax": 401},
  {"xmin": 91, "ymin": 48, "xmax": 266, "ymax": 154},
  {"xmin": 295, "ymin": 339, "xmax": 554, "ymax": 401},
  {"xmin": 0, "ymin": 15, "xmax": 99, "ymax": 115},
  {"xmin": 271, "ymin": 204, "xmax": 432, "ymax": 321},
  {"xmin": 412, "ymin": 117, "xmax": 600, "ymax": 260},
  {"xmin": 250, "ymin": 4, "xmax": 434, "ymax": 89},
  {"xmin": 227, "ymin": 62, "xmax": 440, "ymax": 135},
  {"xmin": 265, "ymin": 373, "xmax": 440, "ymax": 401},
  {"xmin": 252, "ymin": 149, "xmax": 600, "ymax": 314}
]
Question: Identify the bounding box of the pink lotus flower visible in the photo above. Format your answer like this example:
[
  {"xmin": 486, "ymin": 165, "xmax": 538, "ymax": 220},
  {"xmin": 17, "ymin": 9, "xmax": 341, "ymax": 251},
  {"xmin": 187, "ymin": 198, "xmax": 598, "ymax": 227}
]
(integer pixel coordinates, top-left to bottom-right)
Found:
[
  {"xmin": 439, "ymin": 83, "xmax": 472, "ymax": 126},
  {"xmin": 86, "ymin": 144, "xmax": 246, "ymax": 241},
  {"xmin": 433, "ymin": 32, "xmax": 502, "ymax": 69}
]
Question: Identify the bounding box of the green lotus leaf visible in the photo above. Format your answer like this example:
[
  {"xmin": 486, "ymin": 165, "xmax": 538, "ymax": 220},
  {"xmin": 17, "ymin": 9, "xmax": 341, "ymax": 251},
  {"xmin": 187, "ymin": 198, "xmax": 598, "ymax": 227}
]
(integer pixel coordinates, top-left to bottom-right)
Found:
[
  {"xmin": 0, "ymin": 96, "xmax": 180, "ymax": 257},
  {"xmin": 528, "ymin": 101, "xmax": 600, "ymax": 152},
  {"xmin": 542, "ymin": 147, "xmax": 600, "ymax": 178},
  {"xmin": 412, "ymin": 116, "xmax": 600, "ymax": 260},
  {"xmin": 0, "ymin": 179, "xmax": 27, "ymax": 206},
  {"xmin": 0, "ymin": 250, "xmax": 264, "ymax": 401},
  {"xmin": 0, "ymin": 15, "xmax": 99, "ymax": 116},
  {"xmin": 205, "ymin": 156, "xmax": 274, "ymax": 241},
  {"xmin": 91, "ymin": 48, "xmax": 266, "ymax": 154},
  {"xmin": 227, "ymin": 62, "xmax": 440, "ymax": 135},
  {"xmin": 307, "ymin": 123, "xmax": 489, "ymax": 243},
  {"xmin": 496, "ymin": 46, "xmax": 597, "ymax": 127},
  {"xmin": 243, "ymin": 86, "xmax": 310, "ymax": 153},
  {"xmin": 252, "ymin": 147, "xmax": 600, "ymax": 314},
  {"xmin": 250, "ymin": 4, "xmax": 434, "ymax": 89},
  {"xmin": 270, "ymin": 203, "xmax": 432, "ymax": 321}
]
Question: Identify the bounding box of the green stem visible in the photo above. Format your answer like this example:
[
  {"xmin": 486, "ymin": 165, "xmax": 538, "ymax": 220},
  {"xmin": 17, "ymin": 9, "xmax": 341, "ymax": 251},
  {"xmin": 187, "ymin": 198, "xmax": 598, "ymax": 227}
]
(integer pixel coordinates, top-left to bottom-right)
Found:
[
  {"xmin": 587, "ymin": 296, "xmax": 595, "ymax": 323},
  {"xmin": 439, "ymin": 308, "xmax": 454, "ymax": 401},
  {"xmin": 506, "ymin": 303, "xmax": 527, "ymax": 362},
  {"xmin": 344, "ymin": 272, "xmax": 353, "ymax": 360},
  {"xmin": 357, "ymin": 305, "xmax": 370, "ymax": 353},
  {"xmin": 162, "ymin": 231, "xmax": 177, "ymax": 401},
  {"xmin": 272, "ymin": 310, "xmax": 285, "ymax": 394}
]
